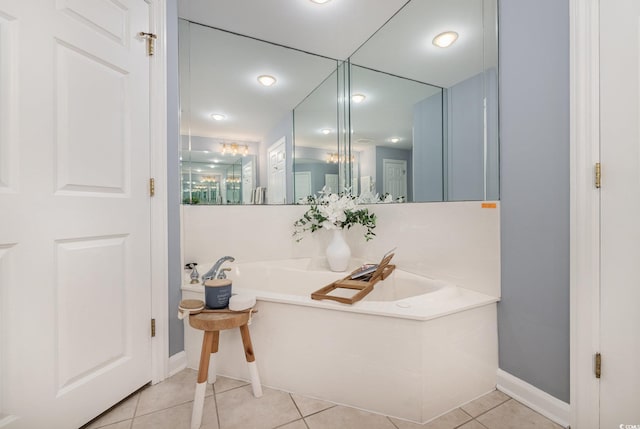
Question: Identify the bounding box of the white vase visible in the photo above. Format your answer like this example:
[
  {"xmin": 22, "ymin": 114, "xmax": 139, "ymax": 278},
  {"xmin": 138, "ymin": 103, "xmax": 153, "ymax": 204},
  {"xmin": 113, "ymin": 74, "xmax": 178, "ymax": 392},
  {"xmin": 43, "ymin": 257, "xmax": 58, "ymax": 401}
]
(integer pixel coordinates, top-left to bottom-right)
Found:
[{"xmin": 326, "ymin": 229, "xmax": 351, "ymax": 272}]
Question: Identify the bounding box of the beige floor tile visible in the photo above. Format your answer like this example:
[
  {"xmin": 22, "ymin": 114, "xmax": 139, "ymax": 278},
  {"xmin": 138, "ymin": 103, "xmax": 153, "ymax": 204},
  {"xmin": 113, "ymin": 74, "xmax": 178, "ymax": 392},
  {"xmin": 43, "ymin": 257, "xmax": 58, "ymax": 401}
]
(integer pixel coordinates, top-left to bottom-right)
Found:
[
  {"xmin": 459, "ymin": 421, "xmax": 488, "ymax": 429},
  {"xmin": 305, "ymin": 406, "xmax": 396, "ymax": 429},
  {"xmin": 460, "ymin": 391, "xmax": 510, "ymax": 418},
  {"xmin": 132, "ymin": 397, "xmax": 218, "ymax": 429},
  {"xmin": 476, "ymin": 400, "xmax": 563, "ymax": 429},
  {"xmin": 290, "ymin": 394, "xmax": 334, "ymax": 417},
  {"xmin": 84, "ymin": 392, "xmax": 140, "ymax": 429},
  {"xmin": 390, "ymin": 408, "xmax": 473, "ymax": 429},
  {"xmin": 276, "ymin": 419, "xmax": 308, "ymax": 429},
  {"xmin": 213, "ymin": 376, "xmax": 249, "ymax": 394},
  {"xmin": 136, "ymin": 369, "xmax": 213, "ymax": 416},
  {"xmin": 216, "ymin": 385, "xmax": 301, "ymax": 429}
]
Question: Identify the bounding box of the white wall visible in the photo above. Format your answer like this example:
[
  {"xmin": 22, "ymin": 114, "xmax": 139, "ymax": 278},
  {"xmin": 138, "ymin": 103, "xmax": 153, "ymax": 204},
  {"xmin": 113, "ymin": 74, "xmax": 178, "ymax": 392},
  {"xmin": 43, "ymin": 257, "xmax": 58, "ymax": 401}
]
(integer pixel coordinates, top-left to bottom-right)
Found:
[{"xmin": 182, "ymin": 201, "xmax": 500, "ymax": 297}]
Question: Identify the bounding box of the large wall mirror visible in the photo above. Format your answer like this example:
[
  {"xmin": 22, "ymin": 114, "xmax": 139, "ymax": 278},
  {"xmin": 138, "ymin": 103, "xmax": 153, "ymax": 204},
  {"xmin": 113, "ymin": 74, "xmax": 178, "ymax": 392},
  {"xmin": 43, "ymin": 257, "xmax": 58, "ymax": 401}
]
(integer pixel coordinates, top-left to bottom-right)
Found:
[
  {"xmin": 179, "ymin": 20, "xmax": 339, "ymax": 204},
  {"xmin": 179, "ymin": 0, "xmax": 498, "ymax": 205}
]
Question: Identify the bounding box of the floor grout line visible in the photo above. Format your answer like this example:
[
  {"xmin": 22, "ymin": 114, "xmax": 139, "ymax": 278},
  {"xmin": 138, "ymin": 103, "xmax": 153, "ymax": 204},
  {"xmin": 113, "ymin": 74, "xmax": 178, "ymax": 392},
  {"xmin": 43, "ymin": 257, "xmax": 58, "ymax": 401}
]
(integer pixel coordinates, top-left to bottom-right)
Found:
[
  {"xmin": 475, "ymin": 418, "xmax": 490, "ymax": 429},
  {"xmin": 452, "ymin": 413, "xmax": 474, "ymax": 428},
  {"xmin": 213, "ymin": 383, "xmax": 222, "ymax": 429},
  {"xmin": 132, "ymin": 390, "xmax": 142, "ymax": 422},
  {"xmin": 467, "ymin": 396, "xmax": 512, "ymax": 421},
  {"xmin": 299, "ymin": 404, "xmax": 338, "ymax": 419},
  {"xmin": 288, "ymin": 393, "xmax": 304, "ymax": 420},
  {"xmin": 272, "ymin": 417, "xmax": 305, "ymax": 429},
  {"xmin": 386, "ymin": 415, "xmax": 400, "ymax": 428},
  {"xmin": 133, "ymin": 398, "xmax": 196, "ymax": 419}
]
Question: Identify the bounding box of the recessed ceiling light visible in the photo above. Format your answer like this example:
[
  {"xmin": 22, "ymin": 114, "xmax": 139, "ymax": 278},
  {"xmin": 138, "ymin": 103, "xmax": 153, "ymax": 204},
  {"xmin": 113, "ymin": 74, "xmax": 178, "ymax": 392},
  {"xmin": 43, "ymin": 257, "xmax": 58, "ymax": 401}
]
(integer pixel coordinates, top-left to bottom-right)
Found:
[
  {"xmin": 310, "ymin": 0, "xmax": 331, "ymax": 3},
  {"xmin": 211, "ymin": 113, "xmax": 226, "ymax": 121},
  {"xmin": 351, "ymin": 93, "xmax": 366, "ymax": 104},
  {"xmin": 390, "ymin": 138, "xmax": 400, "ymax": 143},
  {"xmin": 257, "ymin": 74, "xmax": 277, "ymax": 87},
  {"xmin": 321, "ymin": 128, "xmax": 331, "ymax": 135},
  {"xmin": 432, "ymin": 31, "xmax": 459, "ymax": 48}
]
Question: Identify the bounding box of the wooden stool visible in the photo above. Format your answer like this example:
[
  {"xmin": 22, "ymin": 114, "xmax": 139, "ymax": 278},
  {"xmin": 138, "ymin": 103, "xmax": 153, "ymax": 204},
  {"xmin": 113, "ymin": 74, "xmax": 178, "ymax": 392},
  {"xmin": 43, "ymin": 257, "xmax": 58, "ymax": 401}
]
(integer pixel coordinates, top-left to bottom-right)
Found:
[{"xmin": 188, "ymin": 311, "xmax": 262, "ymax": 429}]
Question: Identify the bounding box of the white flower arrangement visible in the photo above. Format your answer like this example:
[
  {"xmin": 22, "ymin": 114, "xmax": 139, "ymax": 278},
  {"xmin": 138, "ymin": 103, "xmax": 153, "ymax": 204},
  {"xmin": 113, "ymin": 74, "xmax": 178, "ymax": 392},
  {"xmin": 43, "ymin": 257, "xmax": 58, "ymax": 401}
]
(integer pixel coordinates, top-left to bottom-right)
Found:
[{"xmin": 293, "ymin": 188, "xmax": 377, "ymax": 242}]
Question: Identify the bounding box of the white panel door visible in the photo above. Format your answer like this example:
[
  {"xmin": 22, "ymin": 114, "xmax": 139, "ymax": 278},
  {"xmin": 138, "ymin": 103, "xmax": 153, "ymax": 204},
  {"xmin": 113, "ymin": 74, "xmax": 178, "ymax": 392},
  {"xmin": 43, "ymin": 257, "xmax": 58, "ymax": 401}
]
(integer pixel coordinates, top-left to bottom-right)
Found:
[
  {"xmin": 0, "ymin": 0, "xmax": 153, "ymax": 427},
  {"xmin": 294, "ymin": 171, "xmax": 311, "ymax": 201},
  {"xmin": 600, "ymin": 0, "xmax": 640, "ymax": 425},
  {"xmin": 242, "ymin": 160, "xmax": 254, "ymax": 204},
  {"xmin": 324, "ymin": 173, "xmax": 338, "ymax": 194},
  {"xmin": 382, "ymin": 159, "xmax": 407, "ymax": 200}
]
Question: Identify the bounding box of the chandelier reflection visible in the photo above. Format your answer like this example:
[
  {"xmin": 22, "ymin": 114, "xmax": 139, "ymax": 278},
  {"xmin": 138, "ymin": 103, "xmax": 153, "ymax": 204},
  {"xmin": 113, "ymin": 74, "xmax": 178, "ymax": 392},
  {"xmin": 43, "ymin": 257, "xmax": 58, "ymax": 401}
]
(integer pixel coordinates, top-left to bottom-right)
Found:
[
  {"xmin": 200, "ymin": 176, "xmax": 218, "ymax": 184},
  {"xmin": 326, "ymin": 153, "xmax": 355, "ymax": 164},
  {"xmin": 221, "ymin": 143, "xmax": 249, "ymax": 156}
]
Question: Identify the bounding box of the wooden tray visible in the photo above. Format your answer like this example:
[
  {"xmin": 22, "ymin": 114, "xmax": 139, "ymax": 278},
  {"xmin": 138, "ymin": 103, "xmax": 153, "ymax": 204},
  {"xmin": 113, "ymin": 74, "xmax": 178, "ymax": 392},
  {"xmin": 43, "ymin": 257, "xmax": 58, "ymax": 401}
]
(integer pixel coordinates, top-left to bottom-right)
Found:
[{"xmin": 311, "ymin": 253, "xmax": 396, "ymax": 304}]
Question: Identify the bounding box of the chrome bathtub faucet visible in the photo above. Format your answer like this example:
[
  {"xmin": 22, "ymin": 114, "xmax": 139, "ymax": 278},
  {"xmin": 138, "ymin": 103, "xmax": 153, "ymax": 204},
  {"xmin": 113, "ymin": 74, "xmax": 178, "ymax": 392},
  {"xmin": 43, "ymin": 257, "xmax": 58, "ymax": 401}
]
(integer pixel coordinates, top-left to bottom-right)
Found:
[{"xmin": 202, "ymin": 256, "xmax": 235, "ymax": 283}]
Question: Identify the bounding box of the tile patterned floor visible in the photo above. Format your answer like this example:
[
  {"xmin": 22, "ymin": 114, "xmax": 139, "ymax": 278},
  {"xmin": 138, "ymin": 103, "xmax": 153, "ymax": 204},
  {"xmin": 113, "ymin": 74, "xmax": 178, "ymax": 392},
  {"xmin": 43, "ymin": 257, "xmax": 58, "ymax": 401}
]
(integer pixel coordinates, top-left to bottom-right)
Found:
[{"xmin": 82, "ymin": 369, "xmax": 564, "ymax": 429}]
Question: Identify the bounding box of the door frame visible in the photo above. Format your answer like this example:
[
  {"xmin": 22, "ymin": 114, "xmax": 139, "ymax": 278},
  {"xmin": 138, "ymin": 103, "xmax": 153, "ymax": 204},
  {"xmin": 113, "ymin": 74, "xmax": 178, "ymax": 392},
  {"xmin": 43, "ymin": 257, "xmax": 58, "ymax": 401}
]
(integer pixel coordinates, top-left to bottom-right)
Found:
[
  {"xmin": 148, "ymin": 0, "xmax": 169, "ymax": 385},
  {"xmin": 569, "ymin": 0, "xmax": 600, "ymax": 426}
]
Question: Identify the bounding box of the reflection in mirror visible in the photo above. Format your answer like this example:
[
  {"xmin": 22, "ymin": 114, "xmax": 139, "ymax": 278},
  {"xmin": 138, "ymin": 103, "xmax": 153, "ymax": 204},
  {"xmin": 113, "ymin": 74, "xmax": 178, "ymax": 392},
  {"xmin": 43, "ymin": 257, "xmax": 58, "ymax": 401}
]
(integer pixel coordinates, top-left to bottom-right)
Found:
[
  {"xmin": 349, "ymin": 65, "xmax": 443, "ymax": 202},
  {"xmin": 179, "ymin": 0, "xmax": 499, "ymax": 205},
  {"xmin": 180, "ymin": 136, "xmax": 258, "ymax": 205},
  {"xmin": 348, "ymin": 0, "xmax": 499, "ymax": 202},
  {"xmin": 293, "ymin": 68, "xmax": 342, "ymax": 201},
  {"xmin": 179, "ymin": 19, "xmax": 339, "ymax": 204}
]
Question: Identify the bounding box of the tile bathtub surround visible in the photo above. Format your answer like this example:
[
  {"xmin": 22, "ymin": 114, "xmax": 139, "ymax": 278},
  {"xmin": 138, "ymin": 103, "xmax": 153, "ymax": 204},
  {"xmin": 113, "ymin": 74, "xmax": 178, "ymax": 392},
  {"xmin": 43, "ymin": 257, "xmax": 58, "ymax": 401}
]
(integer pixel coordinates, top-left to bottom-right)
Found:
[
  {"xmin": 83, "ymin": 370, "xmax": 564, "ymax": 429},
  {"xmin": 182, "ymin": 201, "xmax": 500, "ymax": 297}
]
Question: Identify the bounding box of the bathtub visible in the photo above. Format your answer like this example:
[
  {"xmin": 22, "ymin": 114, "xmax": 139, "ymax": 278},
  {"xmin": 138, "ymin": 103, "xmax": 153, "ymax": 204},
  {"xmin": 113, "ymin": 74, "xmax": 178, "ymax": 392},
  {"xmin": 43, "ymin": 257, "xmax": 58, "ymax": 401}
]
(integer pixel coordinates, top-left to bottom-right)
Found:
[{"xmin": 182, "ymin": 258, "xmax": 498, "ymax": 424}]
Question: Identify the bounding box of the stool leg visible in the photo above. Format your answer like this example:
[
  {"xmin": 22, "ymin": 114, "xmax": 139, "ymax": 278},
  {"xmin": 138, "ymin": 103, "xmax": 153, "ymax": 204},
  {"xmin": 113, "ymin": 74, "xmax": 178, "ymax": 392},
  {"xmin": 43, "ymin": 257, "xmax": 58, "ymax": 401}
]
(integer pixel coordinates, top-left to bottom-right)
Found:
[
  {"xmin": 208, "ymin": 331, "xmax": 219, "ymax": 385},
  {"xmin": 239, "ymin": 324, "xmax": 262, "ymax": 397},
  {"xmin": 191, "ymin": 331, "xmax": 214, "ymax": 429}
]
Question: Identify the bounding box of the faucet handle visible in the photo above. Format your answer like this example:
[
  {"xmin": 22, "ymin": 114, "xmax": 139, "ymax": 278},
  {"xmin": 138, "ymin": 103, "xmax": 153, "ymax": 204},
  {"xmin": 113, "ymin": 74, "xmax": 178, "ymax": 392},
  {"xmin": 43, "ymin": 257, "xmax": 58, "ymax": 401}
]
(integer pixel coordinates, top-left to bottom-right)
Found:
[{"xmin": 217, "ymin": 268, "xmax": 232, "ymax": 279}]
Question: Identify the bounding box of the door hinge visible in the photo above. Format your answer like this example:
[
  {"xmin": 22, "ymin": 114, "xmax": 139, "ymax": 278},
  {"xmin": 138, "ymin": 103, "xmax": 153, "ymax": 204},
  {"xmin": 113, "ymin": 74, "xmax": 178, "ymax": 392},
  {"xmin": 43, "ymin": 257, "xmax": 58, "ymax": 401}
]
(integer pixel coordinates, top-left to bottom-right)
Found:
[
  {"xmin": 595, "ymin": 352, "xmax": 602, "ymax": 378},
  {"xmin": 595, "ymin": 162, "xmax": 601, "ymax": 189},
  {"xmin": 149, "ymin": 178, "xmax": 155, "ymax": 197},
  {"xmin": 139, "ymin": 32, "xmax": 157, "ymax": 56},
  {"xmin": 151, "ymin": 318, "xmax": 156, "ymax": 338}
]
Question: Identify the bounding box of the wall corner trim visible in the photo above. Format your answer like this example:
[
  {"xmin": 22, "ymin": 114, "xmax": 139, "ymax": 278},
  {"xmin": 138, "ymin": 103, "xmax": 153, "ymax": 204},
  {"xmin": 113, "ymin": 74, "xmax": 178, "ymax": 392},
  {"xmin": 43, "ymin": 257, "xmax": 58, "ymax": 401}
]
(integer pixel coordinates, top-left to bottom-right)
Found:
[
  {"xmin": 496, "ymin": 369, "xmax": 570, "ymax": 428},
  {"xmin": 168, "ymin": 351, "xmax": 188, "ymax": 377}
]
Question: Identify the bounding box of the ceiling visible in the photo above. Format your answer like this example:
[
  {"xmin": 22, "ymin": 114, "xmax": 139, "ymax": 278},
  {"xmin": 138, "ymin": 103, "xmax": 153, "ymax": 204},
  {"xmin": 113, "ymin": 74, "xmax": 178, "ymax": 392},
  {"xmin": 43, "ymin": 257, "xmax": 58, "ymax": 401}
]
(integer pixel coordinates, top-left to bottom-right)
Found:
[{"xmin": 177, "ymin": 0, "xmax": 411, "ymax": 60}]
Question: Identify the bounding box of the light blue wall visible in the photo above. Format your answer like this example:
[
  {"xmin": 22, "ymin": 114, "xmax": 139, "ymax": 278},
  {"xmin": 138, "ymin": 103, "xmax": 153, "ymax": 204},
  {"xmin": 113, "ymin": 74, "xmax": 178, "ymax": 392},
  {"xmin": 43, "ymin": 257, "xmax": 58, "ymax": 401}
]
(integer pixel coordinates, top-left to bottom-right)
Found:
[
  {"xmin": 166, "ymin": 0, "xmax": 183, "ymax": 356},
  {"xmin": 296, "ymin": 163, "xmax": 339, "ymax": 196},
  {"xmin": 412, "ymin": 92, "xmax": 444, "ymax": 202},
  {"xmin": 448, "ymin": 73, "xmax": 485, "ymax": 201},
  {"xmin": 486, "ymin": 67, "xmax": 500, "ymax": 201},
  {"xmin": 498, "ymin": 0, "xmax": 570, "ymax": 402}
]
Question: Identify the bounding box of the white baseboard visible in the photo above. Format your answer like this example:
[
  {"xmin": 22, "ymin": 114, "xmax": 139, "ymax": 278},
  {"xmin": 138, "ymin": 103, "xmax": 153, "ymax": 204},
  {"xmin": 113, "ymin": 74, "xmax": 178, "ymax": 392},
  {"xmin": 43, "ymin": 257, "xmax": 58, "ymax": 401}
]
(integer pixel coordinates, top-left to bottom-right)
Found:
[
  {"xmin": 168, "ymin": 351, "xmax": 187, "ymax": 377},
  {"xmin": 496, "ymin": 369, "xmax": 570, "ymax": 428}
]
